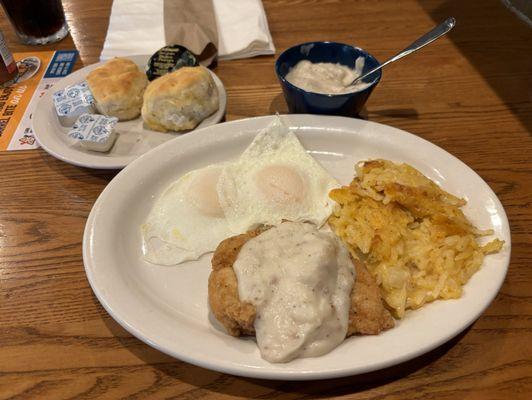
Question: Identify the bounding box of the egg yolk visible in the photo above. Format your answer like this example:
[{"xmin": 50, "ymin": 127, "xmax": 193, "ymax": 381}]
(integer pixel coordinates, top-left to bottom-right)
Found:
[
  {"xmin": 186, "ymin": 168, "xmax": 224, "ymax": 217},
  {"xmin": 255, "ymin": 165, "xmax": 306, "ymax": 204}
]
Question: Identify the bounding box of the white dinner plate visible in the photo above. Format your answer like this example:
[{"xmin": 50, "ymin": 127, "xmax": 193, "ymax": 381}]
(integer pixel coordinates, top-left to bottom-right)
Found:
[
  {"xmin": 83, "ymin": 115, "xmax": 511, "ymax": 380},
  {"xmin": 33, "ymin": 55, "xmax": 227, "ymax": 169}
]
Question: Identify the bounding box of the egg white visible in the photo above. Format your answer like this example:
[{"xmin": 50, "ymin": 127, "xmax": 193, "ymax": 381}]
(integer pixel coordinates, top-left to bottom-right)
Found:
[
  {"xmin": 217, "ymin": 117, "xmax": 339, "ymax": 233},
  {"xmin": 141, "ymin": 164, "xmax": 234, "ymax": 265}
]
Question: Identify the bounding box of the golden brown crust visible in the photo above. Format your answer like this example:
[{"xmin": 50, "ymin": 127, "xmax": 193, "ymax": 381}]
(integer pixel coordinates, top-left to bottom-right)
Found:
[
  {"xmin": 347, "ymin": 258, "xmax": 395, "ymax": 335},
  {"xmin": 86, "ymin": 58, "xmax": 147, "ymax": 121},
  {"xmin": 208, "ymin": 229, "xmax": 263, "ymax": 336},
  {"xmin": 211, "ymin": 229, "xmax": 264, "ymax": 272},
  {"xmin": 208, "ymin": 267, "xmax": 256, "ymax": 336},
  {"xmin": 141, "ymin": 66, "xmax": 219, "ymax": 132},
  {"xmin": 208, "ymin": 228, "xmax": 394, "ymax": 337}
]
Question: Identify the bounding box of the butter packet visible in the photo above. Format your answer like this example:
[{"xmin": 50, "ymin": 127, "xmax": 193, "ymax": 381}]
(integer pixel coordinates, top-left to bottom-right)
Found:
[
  {"xmin": 53, "ymin": 81, "xmax": 95, "ymax": 126},
  {"xmin": 68, "ymin": 113, "xmax": 118, "ymax": 152}
]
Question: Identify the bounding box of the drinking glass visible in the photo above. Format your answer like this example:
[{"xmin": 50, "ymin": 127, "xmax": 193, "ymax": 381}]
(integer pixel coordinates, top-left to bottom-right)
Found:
[{"xmin": 0, "ymin": 0, "xmax": 69, "ymax": 45}]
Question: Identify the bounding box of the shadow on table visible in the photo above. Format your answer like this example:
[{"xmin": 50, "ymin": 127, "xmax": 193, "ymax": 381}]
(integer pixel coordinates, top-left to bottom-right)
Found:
[
  {"xmin": 99, "ymin": 303, "xmax": 470, "ymax": 397},
  {"xmin": 245, "ymin": 329, "xmax": 470, "ymax": 398},
  {"xmin": 39, "ymin": 149, "xmax": 119, "ymax": 182},
  {"xmin": 419, "ymin": 0, "xmax": 532, "ymax": 134}
]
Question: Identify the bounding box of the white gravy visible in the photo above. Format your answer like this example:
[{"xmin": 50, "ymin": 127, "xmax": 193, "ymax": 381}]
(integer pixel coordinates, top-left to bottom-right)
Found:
[
  {"xmin": 285, "ymin": 57, "xmax": 371, "ymax": 94},
  {"xmin": 233, "ymin": 222, "xmax": 355, "ymax": 363}
]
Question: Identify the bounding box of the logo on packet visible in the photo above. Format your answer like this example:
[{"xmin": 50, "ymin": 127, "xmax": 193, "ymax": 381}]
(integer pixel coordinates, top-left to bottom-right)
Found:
[
  {"xmin": 59, "ymin": 103, "xmax": 72, "ymax": 115},
  {"xmin": 92, "ymin": 125, "xmax": 107, "ymax": 136},
  {"xmin": 66, "ymin": 88, "xmax": 80, "ymax": 98},
  {"xmin": 69, "ymin": 131, "xmax": 85, "ymax": 140},
  {"xmin": 78, "ymin": 114, "xmax": 94, "ymax": 124}
]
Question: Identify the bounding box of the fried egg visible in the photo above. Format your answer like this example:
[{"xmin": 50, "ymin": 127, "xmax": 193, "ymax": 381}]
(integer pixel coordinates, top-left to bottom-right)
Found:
[
  {"xmin": 217, "ymin": 118, "xmax": 339, "ymax": 232},
  {"xmin": 141, "ymin": 164, "xmax": 233, "ymax": 265},
  {"xmin": 141, "ymin": 117, "xmax": 339, "ymax": 266}
]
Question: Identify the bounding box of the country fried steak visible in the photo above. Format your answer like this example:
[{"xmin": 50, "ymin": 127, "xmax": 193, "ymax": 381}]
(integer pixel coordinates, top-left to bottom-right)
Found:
[{"xmin": 208, "ymin": 227, "xmax": 394, "ymax": 337}]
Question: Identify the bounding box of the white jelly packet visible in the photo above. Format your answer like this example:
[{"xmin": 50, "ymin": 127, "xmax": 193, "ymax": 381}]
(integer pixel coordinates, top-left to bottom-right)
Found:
[
  {"xmin": 68, "ymin": 113, "xmax": 118, "ymax": 152},
  {"xmin": 53, "ymin": 81, "xmax": 95, "ymax": 126}
]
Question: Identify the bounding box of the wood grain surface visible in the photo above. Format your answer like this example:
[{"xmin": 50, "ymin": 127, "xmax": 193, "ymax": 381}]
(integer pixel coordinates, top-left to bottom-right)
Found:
[{"xmin": 0, "ymin": 0, "xmax": 531, "ymax": 398}]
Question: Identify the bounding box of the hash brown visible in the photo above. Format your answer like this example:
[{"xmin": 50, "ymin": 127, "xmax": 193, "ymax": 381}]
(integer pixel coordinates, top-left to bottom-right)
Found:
[{"xmin": 329, "ymin": 159, "xmax": 504, "ymax": 318}]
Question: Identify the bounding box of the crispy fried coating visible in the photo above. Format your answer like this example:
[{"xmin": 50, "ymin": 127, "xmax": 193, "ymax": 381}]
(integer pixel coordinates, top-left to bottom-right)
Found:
[
  {"xmin": 208, "ymin": 230, "xmax": 261, "ymax": 336},
  {"xmin": 208, "ymin": 229, "xmax": 394, "ymax": 337},
  {"xmin": 347, "ymin": 256, "xmax": 395, "ymax": 335}
]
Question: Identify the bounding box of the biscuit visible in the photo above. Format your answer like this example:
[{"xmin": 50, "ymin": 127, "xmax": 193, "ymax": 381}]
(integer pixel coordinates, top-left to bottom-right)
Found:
[
  {"xmin": 86, "ymin": 58, "xmax": 148, "ymax": 121},
  {"xmin": 141, "ymin": 66, "xmax": 219, "ymax": 132}
]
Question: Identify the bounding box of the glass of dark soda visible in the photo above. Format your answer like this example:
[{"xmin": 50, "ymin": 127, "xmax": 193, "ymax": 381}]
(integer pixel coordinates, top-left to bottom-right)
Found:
[{"xmin": 0, "ymin": 0, "xmax": 69, "ymax": 45}]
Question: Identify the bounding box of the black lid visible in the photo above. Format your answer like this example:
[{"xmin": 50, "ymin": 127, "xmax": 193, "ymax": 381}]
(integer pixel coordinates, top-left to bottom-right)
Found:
[{"xmin": 146, "ymin": 45, "xmax": 199, "ymax": 81}]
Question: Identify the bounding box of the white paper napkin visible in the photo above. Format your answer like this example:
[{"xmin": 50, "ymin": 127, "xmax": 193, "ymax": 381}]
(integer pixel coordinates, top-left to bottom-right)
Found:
[{"xmin": 100, "ymin": 0, "xmax": 275, "ymax": 61}]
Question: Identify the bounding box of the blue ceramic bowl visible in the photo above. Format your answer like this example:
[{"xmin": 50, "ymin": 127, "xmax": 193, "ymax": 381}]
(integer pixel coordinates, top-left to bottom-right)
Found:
[{"xmin": 275, "ymin": 41, "xmax": 381, "ymax": 117}]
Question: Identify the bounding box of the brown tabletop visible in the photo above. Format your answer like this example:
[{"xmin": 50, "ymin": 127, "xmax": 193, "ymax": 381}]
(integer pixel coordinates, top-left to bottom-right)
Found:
[{"xmin": 1, "ymin": 0, "xmax": 531, "ymax": 398}]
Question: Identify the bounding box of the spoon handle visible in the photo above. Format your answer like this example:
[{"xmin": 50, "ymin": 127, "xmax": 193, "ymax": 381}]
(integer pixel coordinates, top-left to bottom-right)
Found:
[{"xmin": 351, "ymin": 17, "xmax": 456, "ymax": 85}]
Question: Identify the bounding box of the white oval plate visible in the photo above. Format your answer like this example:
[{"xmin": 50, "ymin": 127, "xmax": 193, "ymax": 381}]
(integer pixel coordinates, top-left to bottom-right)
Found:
[
  {"xmin": 33, "ymin": 55, "xmax": 227, "ymax": 169},
  {"xmin": 83, "ymin": 115, "xmax": 510, "ymax": 380}
]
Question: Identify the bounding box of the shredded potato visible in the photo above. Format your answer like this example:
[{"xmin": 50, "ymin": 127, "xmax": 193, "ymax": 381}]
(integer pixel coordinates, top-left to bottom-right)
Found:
[{"xmin": 328, "ymin": 159, "xmax": 504, "ymax": 318}]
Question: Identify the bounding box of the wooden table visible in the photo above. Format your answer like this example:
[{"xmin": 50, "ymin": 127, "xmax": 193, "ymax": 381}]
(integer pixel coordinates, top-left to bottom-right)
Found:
[{"xmin": 1, "ymin": 0, "xmax": 530, "ymax": 398}]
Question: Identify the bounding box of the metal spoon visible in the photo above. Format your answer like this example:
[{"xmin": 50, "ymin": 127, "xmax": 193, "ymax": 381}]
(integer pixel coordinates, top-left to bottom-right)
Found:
[{"xmin": 349, "ymin": 17, "xmax": 456, "ymax": 86}]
